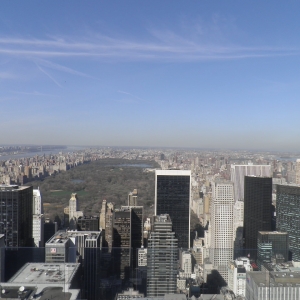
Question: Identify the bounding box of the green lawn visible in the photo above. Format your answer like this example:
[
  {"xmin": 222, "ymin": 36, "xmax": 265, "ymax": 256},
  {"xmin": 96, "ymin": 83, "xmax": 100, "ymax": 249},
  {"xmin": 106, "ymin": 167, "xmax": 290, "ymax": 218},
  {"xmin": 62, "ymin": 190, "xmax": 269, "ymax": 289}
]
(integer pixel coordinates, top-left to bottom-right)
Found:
[{"xmin": 50, "ymin": 190, "xmax": 89, "ymax": 197}]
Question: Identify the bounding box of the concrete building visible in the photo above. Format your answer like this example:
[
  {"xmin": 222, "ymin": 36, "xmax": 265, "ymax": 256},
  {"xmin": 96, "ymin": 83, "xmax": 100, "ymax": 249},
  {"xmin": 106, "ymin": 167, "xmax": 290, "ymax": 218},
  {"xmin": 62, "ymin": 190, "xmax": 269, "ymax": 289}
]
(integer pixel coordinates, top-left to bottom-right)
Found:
[
  {"xmin": 138, "ymin": 247, "xmax": 147, "ymax": 267},
  {"xmin": 100, "ymin": 199, "xmax": 107, "ymax": 230},
  {"xmin": 68, "ymin": 193, "xmax": 83, "ymax": 229},
  {"xmin": 77, "ymin": 216, "xmax": 99, "ymax": 231},
  {"xmin": 277, "ymin": 184, "xmax": 300, "ymax": 262},
  {"xmin": 147, "ymin": 214, "xmax": 178, "ymax": 297},
  {"xmin": 210, "ymin": 181, "xmax": 234, "ymax": 283},
  {"xmin": 155, "ymin": 170, "xmax": 191, "ymax": 248},
  {"xmin": 1, "ymin": 262, "xmax": 81, "ymax": 299},
  {"xmin": 128, "ymin": 189, "xmax": 138, "ymax": 206},
  {"xmin": 246, "ymin": 271, "xmax": 300, "ymax": 299},
  {"xmin": 32, "ymin": 189, "xmax": 44, "ymax": 247},
  {"xmin": 0, "ymin": 184, "xmax": 33, "ymax": 247},
  {"xmin": 227, "ymin": 257, "xmax": 252, "ymax": 297},
  {"xmin": 45, "ymin": 230, "xmax": 101, "ymax": 263},
  {"xmin": 180, "ymin": 251, "xmax": 192, "ymax": 279}
]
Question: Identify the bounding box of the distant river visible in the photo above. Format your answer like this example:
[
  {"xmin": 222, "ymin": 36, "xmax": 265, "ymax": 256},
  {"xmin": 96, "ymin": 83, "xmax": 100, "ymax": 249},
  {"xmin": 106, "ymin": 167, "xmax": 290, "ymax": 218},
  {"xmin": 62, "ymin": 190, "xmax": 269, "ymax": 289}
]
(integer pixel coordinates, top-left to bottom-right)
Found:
[{"xmin": 0, "ymin": 146, "xmax": 87, "ymax": 161}]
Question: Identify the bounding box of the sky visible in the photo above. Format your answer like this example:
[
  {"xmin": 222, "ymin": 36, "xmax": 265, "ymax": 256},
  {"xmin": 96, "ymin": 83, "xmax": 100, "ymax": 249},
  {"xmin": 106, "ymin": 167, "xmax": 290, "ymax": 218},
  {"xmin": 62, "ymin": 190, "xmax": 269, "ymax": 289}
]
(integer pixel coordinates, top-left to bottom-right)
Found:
[{"xmin": 1, "ymin": 1, "xmax": 300, "ymax": 151}]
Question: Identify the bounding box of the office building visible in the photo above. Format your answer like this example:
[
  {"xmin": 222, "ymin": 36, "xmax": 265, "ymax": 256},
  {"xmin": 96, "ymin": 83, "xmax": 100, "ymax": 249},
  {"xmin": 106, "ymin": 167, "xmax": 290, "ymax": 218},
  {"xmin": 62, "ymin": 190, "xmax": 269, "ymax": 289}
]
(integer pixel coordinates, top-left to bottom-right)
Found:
[
  {"xmin": 210, "ymin": 181, "xmax": 234, "ymax": 283},
  {"xmin": 155, "ymin": 170, "xmax": 191, "ymax": 248},
  {"xmin": 84, "ymin": 232, "xmax": 102, "ymax": 300},
  {"xmin": 246, "ymin": 271, "xmax": 300, "ymax": 300},
  {"xmin": 0, "ymin": 184, "xmax": 33, "ymax": 247},
  {"xmin": 69, "ymin": 193, "xmax": 83, "ymax": 229},
  {"xmin": 122, "ymin": 205, "xmax": 143, "ymax": 269},
  {"xmin": 230, "ymin": 164, "xmax": 271, "ymax": 201},
  {"xmin": 77, "ymin": 216, "xmax": 99, "ymax": 231},
  {"xmin": 105, "ymin": 203, "xmax": 114, "ymax": 251},
  {"xmin": 113, "ymin": 207, "xmax": 131, "ymax": 280},
  {"xmin": 257, "ymin": 231, "xmax": 289, "ymax": 270},
  {"xmin": 147, "ymin": 214, "xmax": 178, "ymax": 297},
  {"xmin": 44, "ymin": 219, "xmax": 58, "ymax": 245},
  {"xmin": 32, "ymin": 189, "xmax": 44, "ymax": 247},
  {"xmin": 180, "ymin": 250, "xmax": 192, "ymax": 279},
  {"xmin": 277, "ymin": 184, "xmax": 300, "ymax": 261},
  {"xmin": 227, "ymin": 257, "xmax": 252, "ymax": 297},
  {"xmin": 244, "ymin": 176, "xmax": 272, "ymax": 258},
  {"xmin": 100, "ymin": 199, "xmax": 107, "ymax": 230}
]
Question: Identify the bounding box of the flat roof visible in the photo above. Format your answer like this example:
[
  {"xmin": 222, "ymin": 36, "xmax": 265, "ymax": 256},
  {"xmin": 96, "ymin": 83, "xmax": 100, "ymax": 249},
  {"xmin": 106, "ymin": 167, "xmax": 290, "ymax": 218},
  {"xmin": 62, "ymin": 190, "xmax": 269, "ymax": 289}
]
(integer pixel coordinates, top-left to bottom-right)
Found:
[
  {"xmin": 155, "ymin": 170, "xmax": 191, "ymax": 176},
  {"xmin": 46, "ymin": 230, "xmax": 101, "ymax": 244},
  {"xmin": 8, "ymin": 263, "xmax": 80, "ymax": 285}
]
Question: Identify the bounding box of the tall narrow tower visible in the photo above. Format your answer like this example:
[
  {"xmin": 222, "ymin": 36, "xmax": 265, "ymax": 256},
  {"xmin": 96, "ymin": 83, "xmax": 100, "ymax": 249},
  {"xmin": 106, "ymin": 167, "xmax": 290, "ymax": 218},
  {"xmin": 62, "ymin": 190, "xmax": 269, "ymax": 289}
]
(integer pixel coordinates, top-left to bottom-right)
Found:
[
  {"xmin": 210, "ymin": 180, "xmax": 234, "ymax": 282},
  {"xmin": 155, "ymin": 170, "xmax": 191, "ymax": 248}
]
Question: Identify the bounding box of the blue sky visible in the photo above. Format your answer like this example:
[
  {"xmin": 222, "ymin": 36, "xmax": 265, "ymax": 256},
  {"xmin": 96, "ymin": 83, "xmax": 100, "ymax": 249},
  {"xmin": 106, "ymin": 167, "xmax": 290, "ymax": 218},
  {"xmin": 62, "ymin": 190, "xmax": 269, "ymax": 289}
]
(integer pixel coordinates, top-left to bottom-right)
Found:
[{"xmin": 1, "ymin": 1, "xmax": 300, "ymax": 151}]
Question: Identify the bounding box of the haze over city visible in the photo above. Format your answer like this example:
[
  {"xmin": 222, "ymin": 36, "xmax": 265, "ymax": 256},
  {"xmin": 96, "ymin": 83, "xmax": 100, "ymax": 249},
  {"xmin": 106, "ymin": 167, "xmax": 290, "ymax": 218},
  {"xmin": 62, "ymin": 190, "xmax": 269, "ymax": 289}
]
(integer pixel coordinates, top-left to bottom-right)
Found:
[{"xmin": 1, "ymin": 1, "xmax": 300, "ymax": 150}]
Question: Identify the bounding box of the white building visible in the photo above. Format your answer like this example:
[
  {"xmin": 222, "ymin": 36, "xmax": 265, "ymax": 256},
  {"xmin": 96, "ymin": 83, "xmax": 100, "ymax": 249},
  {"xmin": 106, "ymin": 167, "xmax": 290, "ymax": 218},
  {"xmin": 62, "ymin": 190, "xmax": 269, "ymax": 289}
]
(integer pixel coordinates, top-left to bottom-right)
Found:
[
  {"xmin": 296, "ymin": 159, "xmax": 300, "ymax": 185},
  {"xmin": 228, "ymin": 257, "xmax": 252, "ymax": 297},
  {"xmin": 210, "ymin": 181, "xmax": 234, "ymax": 282},
  {"xmin": 32, "ymin": 189, "xmax": 44, "ymax": 247},
  {"xmin": 180, "ymin": 251, "xmax": 192, "ymax": 279}
]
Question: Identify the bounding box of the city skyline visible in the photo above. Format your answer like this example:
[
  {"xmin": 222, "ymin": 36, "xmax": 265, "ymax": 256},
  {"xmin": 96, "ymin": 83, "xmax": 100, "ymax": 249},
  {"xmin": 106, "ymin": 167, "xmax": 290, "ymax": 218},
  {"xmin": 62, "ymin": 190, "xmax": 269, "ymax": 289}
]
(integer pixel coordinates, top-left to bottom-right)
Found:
[{"xmin": 1, "ymin": 2, "xmax": 300, "ymax": 150}]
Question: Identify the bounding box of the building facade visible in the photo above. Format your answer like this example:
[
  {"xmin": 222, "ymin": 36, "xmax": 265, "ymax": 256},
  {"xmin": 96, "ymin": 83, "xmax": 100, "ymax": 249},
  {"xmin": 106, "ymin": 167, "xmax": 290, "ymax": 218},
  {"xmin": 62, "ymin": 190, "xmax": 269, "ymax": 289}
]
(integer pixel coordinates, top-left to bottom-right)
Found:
[
  {"xmin": 243, "ymin": 176, "xmax": 272, "ymax": 259},
  {"xmin": 276, "ymin": 184, "xmax": 300, "ymax": 261},
  {"xmin": 210, "ymin": 181, "xmax": 234, "ymax": 283},
  {"xmin": 0, "ymin": 185, "xmax": 33, "ymax": 247},
  {"xmin": 147, "ymin": 214, "xmax": 178, "ymax": 297},
  {"xmin": 155, "ymin": 170, "xmax": 191, "ymax": 249}
]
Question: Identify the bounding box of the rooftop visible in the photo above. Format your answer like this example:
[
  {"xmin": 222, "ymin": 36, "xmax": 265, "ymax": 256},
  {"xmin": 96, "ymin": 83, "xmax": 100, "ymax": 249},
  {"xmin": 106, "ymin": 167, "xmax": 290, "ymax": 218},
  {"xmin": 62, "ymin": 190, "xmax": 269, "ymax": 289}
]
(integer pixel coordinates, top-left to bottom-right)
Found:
[{"xmin": 8, "ymin": 263, "xmax": 80, "ymax": 285}]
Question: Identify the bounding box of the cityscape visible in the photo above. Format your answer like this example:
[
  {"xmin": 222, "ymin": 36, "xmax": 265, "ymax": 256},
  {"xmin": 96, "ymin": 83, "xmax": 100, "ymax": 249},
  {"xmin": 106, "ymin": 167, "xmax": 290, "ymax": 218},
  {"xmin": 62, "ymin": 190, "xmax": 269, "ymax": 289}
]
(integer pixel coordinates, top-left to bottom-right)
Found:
[
  {"xmin": 0, "ymin": 146, "xmax": 300, "ymax": 299},
  {"xmin": 2, "ymin": 1, "xmax": 300, "ymax": 299}
]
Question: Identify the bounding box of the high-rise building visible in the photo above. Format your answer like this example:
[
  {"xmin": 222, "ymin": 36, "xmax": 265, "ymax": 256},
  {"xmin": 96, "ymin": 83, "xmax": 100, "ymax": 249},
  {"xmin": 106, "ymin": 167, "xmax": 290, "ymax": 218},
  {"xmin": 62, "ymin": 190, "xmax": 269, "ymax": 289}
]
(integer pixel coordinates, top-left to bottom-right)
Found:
[
  {"xmin": 113, "ymin": 207, "xmax": 131, "ymax": 280},
  {"xmin": 32, "ymin": 189, "xmax": 44, "ymax": 247},
  {"xmin": 155, "ymin": 170, "xmax": 191, "ymax": 249},
  {"xmin": 147, "ymin": 214, "xmax": 178, "ymax": 297},
  {"xmin": 276, "ymin": 184, "xmax": 300, "ymax": 261},
  {"xmin": 0, "ymin": 185, "xmax": 33, "ymax": 247},
  {"xmin": 257, "ymin": 231, "xmax": 289, "ymax": 269},
  {"xmin": 68, "ymin": 193, "xmax": 83, "ymax": 229},
  {"xmin": 244, "ymin": 176, "xmax": 272, "ymax": 258},
  {"xmin": 122, "ymin": 205, "xmax": 143, "ymax": 269},
  {"xmin": 231, "ymin": 164, "xmax": 271, "ymax": 201},
  {"xmin": 105, "ymin": 203, "xmax": 114, "ymax": 251},
  {"xmin": 210, "ymin": 181, "xmax": 234, "ymax": 282},
  {"xmin": 100, "ymin": 199, "xmax": 107, "ymax": 229}
]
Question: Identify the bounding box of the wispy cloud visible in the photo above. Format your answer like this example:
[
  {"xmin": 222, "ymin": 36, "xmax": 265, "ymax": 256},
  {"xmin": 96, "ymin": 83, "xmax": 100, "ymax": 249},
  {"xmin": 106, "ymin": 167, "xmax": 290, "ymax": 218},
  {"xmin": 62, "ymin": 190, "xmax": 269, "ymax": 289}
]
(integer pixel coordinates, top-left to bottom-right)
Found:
[
  {"xmin": 0, "ymin": 29, "xmax": 299, "ymax": 62},
  {"xmin": 117, "ymin": 91, "xmax": 148, "ymax": 103},
  {"xmin": 0, "ymin": 71, "xmax": 15, "ymax": 79},
  {"xmin": 13, "ymin": 90, "xmax": 58, "ymax": 97},
  {"xmin": 35, "ymin": 63, "xmax": 62, "ymax": 87}
]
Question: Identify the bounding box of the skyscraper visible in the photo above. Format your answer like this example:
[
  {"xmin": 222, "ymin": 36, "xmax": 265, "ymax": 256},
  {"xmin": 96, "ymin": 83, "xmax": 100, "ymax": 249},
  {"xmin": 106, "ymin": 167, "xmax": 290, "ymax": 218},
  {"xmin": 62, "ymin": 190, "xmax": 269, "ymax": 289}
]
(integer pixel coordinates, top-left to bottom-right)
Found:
[
  {"xmin": 296, "ymin": 159, "xmax": 300, "ymax": 185},
  {"xmin": 147, "ymin": 214, "xmax": 178, "ymax": 297},
  {"xmin": 276, "ymin": 184, "xmax": 300, "ymax": 261},
  {"xmin": 0, "ymin": 184, "xmax": 33, "ymax": 247},
  {"xmin": 210, "ymin": 180, "xmax": 234, "ymax": 282},
  {"xmin": 244, "ymin": 176, "xmax": 272, "ymax": 258},
  {"xmin": 155, "ymin": 170, "xmax": 191, "ymax": 248},
  {"xmin": 32, "ymin": 189, "xmax": 44, "ymax": 247},
  {"xmin": 231, "ymin": 164, "xmax": 271, "ymax": 201}
]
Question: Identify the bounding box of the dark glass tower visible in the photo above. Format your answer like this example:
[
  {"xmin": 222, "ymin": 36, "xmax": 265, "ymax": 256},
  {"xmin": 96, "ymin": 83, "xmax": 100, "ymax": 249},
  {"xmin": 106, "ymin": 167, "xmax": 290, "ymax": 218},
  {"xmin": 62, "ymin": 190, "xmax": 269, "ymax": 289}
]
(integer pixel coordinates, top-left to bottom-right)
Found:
[
  {"xmin": 243, "ymin": 176, "xmax": 272, "ymax": 259},
  {"xmin": 0, "ymin": 185, "xmax": 33, "ymax": 247},
  {"xmin": 155, "ymin": 170, "xmax": 191, "ymax": 249},
  {"xmin": 276, "ymin": 184, "xmax": 300, "ymax": 261}
]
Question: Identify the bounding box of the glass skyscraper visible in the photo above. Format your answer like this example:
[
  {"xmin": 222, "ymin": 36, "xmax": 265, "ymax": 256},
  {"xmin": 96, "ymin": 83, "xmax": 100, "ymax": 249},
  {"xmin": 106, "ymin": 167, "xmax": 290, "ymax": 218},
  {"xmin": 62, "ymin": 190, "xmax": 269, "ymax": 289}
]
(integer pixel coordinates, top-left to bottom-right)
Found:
[
  {"xmin": 277, "ymin": 184, "xmax": 300, "ymax": 261},
  {"xmin": 155, "ymin": 170, "xmax": 191, "ymax": 249},
  {"xmin": 243, "ymin": 176, "xmax": 272, "ymax": 259}
]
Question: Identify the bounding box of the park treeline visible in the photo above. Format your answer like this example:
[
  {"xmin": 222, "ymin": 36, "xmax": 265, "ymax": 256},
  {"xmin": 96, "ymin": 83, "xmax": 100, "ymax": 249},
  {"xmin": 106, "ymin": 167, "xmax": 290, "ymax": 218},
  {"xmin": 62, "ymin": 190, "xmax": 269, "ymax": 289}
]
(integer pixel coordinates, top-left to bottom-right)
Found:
[{"xmin": 27, "ymin": 158, "xmax": 159, "ymax": 221}]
